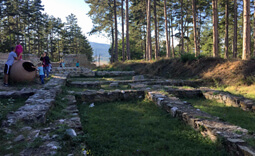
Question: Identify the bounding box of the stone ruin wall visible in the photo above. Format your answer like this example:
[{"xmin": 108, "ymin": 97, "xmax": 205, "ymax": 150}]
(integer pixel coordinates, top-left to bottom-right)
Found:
[
  {"xmin": 62, "ymin": 54, "xmax": 95, "ymax": 68},
  {"xmin": 0, "ymin": 53, "xmax": 95, "ymax": 69}
]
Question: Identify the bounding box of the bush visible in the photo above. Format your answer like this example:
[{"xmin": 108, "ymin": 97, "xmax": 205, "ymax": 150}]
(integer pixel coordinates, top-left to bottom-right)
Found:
[{"xmin": 180, "ymin": 53, "xmax": 197, "ymax": 63}]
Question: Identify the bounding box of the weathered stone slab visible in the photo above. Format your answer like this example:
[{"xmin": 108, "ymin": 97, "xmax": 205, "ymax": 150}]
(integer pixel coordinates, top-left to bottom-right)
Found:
[
  {"xmin": 132, "ymin": 75, "xmax": 144, "ymax": 81},
  {"xmin": 109, "ymin": 82, "xmax": 119, "ymax": 88},
  {"xmin": 67, "ymin": 81, "xmax": 101, "ymax": 88},
  {"xmin": 165, "ymin": 88, "xmax": 203, "ymax": 98},
  {"xmin": 201, "ymin": 88, "xmax": 255, "ymax": 112},
  {"xmin": 0, "ymin": 89, "xmax": 35, "ymax": 98},
  {"xmin": 96, "ymin": 71, "xmax": 135, "ymax": 77},
  {"xmin": 128, "ymin": 83, "xmax": 147, "ymax": 89}
]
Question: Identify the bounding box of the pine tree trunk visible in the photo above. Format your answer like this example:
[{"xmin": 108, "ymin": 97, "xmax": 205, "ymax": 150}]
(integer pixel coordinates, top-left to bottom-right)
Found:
[
  {"xmin": 233, "ymin": 0, "xmax": 237, "ymax": 58},
  {"xmin": 164, "ymin": 0, "xmax": 170, "ymax": 58},
  {"xmin": 253, "ymin": 0, "xmax": 255, "ymax": 57},
  {"xmin": 192, "ymin": 0, "xmax": 198, "ymax": 57},
  {"xmin": 187, "ymin": 27, "xmax": 189, "ymax": 52},
  {"xmin": 224, "ymin": 0, "xmax": 228, "ymax": 59},
  {"xmin": 146, "ymin": 0, "xmax": 152, "ymax": 60},
  {"xmin": 242, "ymin": 0, "xmax": 251, "ymax": 60},
  {"xmin": 121, "ymin": 0, "xmax": 125, "ymax": 62},
  {"xmin": 197, "ymin": 12, "xmax": 201, "ymax": 53},
  {"xmin": 168, "ymin": 17, "xmax": 171, "ymax": 56},
  {"xmin": 111, "ymin": 25, "xmax": 114, "ymax": 63},
  {"xmin": 181, "ymin": 0, "xmax": 184, "ymax": 53},
  {"xmin": 170, "ymin": 13, "xmax": 175, "ymax": 58},
  {"xmin": 114, "ymin": 0, "xmax": 118, "ymax": 62},
  {"xmin": 126, "ymin": 0, "xmax": 130, "ymax": 60},
  {"xmin": 212, "ymin": 0, "xmax": 218, "ymax": 57},
  {"xmin": 154, "ymin": 0, "xmax": 159, "ymax": 59}
]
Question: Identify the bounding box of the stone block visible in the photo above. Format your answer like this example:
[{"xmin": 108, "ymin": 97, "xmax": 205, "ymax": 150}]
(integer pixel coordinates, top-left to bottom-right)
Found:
[
  {"xmin": 132, "ymin": 75, "xmax": 144, "ymax": 81},
  {"xmin": 170, "ymin": 107, "xmax": 178, "ymax": 117},
  {"xmin": 128, "ymin": 83, "xmax": 147, "ymax": 89},
  {"xmin": 225, "ymin": 96, "xmax": 239, "ymax": 107},
  {"xmin": 237, "ymin": 145, "xmax": 255, "ymax": 156},
  {"xmin": 252, "ymin": 105, "xmax": 255, "ymax": 112},
  {"xmin": 240, "ymin": 100, "xmax": 254, "ymax": 110},
  {"xmin": 66, "ymin": 129, "xmax": 77, "ymax": 137},
  {"xmin": 109, "ymin": 82, "xmax": 119, "ymax": 88}
]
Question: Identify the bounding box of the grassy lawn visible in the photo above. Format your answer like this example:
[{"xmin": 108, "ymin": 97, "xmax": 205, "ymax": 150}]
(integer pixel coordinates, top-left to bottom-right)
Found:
[
  {"xmin": 78, "ymin": 99, "xmax": 228, "ymax": 156},
  {"xmin": 0, "ymin": 97, "xmax": 27, "ymax": 123}
]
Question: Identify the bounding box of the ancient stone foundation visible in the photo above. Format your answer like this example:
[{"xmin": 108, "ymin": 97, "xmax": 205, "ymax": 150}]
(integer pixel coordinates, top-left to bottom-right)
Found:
[{"xmin": 1, "ymin": 68, "xmax": 255, "ymax": 155}]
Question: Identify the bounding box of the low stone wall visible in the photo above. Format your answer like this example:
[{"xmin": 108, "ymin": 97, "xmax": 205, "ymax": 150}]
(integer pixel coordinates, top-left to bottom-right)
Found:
[
  {"xmin": 165, "ymin": 87, "xmax": 204, "ymax": 98},
  {"xmin": 67, "ymin": 79, "xmax": 202, "ymax": 89},
  {"xmin": 62, "ymin": 54, "xmax": 90, "ymax": 67},
  {"xmin": 146, "ymin": 79, "xmax": 202, "ymax": 87},
  {"xmin": 52, "ymin": 67, "xmax": 95, "ymax": 76},
  {"xmin": 147, "ymin": 91, "xmax": 255, "ymax": 156},
  {"xmin": 0, "ymin": 88, "xmax": 35, "ymax": 98},
  {"xmin": 201, "ymin": 88, "xmax": 255, "ymax": 112},
  {"xmin": 1, "ymin": 73, "xmax": 68, "ymax": 127},
  {"xmin": 19, "ymin": 95, "xmax": 84, "ymax": 155},
  {"xmin": 23, "ymin": 54, "xmax": 40, "ymax": 65},
  {"xmin": 75, "ymin": 90, "xmax": 145, "ymax": 103},
  {"xmin": 54, "ymin": 68, "xmax": 135, "ymax": 77},
  {"xmin": 95, "ymin": 71, "xmax": 135, "ymax": 77}
]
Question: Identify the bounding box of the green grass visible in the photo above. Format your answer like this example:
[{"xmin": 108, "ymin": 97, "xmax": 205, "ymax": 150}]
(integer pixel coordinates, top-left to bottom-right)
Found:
[
  {"xmin": 0, "ymin": 97, "xmax": 27, "ymax": 123},
  {"xmin": 45, "ymin": 91, "xmax": 87, "ymax": 155},
  {"xmin": 78, "ymin": 99, "xmax": 228, "ymax": 156},
  {"xmin": 0, "ymin": 121, "xmax": 42, "ymax": 155},
  {"xmin": 46, "ymin": 93, "xmax": 71, "ymax": 123},
  {"xmin": 182, "ymin": 98, "xmax": 255, "ymax": 132},
  {"xmin": 182, "ymin": 97, "xmax": 255, "ymax": 148},
  {"xmin": 222, "ymin": 85, "xmax": 255, "ymax": 100}
]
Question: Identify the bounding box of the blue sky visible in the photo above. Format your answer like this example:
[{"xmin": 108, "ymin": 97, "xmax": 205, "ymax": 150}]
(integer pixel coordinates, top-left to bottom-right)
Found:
[{"xmin": 41, "ymin": 0, "xmax": 110, "ymax": 44}]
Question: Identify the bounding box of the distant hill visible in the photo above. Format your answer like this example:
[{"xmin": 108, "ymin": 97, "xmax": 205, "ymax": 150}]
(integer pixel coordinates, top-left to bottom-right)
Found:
[{"xmin": 90, "ymin": 42, "xmax": 110, "ymax": 65}]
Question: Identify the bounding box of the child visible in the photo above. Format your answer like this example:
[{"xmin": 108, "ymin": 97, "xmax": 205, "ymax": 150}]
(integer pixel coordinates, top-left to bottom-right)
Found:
[
  {"xmin": 62, "ymin": 61, "xmax": 65, "ymax": 68},
  {"xmin": 3, "ymin": 47, "xmax": 19, "ymax": 86},
  {"xmin": 76, "ymin": 61, "xmax": 79, "ymax": 67},
  {"xmin": 15, "ymin": 42, "xmax": 23, "ymax": 60},
  {"xmin": 37, "ymin": 63, "xmax": 45, "ymax": 84}
]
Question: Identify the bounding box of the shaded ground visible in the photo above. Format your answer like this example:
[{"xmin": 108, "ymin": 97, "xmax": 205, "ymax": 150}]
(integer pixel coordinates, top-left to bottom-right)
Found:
[
  {"xmin": 78, "ymin": 99, "xmax": 227, "ymax": 155},
  {"xmin": 105, "ymin": 58, "xmax": 255, "ymax": 86}
]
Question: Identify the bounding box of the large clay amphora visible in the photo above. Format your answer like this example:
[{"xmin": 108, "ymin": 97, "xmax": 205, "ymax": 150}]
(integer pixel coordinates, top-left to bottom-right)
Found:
[{"xmin": 10, "ymin": 60, "xmax": 36, "ymax": 82}]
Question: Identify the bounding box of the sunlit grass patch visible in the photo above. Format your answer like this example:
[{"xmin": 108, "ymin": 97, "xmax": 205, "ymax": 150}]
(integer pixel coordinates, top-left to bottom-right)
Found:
[
  {"xmin": 78, "ymin": 99, "xmax": 228, "ymax": 155},
  {"xmin": 223, "ymin": 85, "xmax": 255, "ymax": 100},
  {"xmin": 182, "ymin": 98, "xmax": 255, "ymax": 134}
]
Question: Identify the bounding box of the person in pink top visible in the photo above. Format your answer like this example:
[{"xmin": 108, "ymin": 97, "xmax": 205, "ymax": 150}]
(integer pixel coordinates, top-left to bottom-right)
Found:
[{"xmin": 15, "ymin": 42, "xmax": 23, "ymax": 60}]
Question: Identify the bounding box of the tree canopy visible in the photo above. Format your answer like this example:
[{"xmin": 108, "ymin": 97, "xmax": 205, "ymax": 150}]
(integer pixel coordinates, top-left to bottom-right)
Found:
[
  {"xmin": 85, "ymin": 0, "xmax": 255, "ymax": 61},
  {"xmin": 0, "ymin": 0, "xmax": 93, "ymax": 61}
]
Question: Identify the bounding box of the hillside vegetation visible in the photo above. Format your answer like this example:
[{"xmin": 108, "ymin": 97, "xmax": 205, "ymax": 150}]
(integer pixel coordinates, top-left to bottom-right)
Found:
[{"xmin": 99, "ymin": 57, "xmax": 255, "ymax": 86}]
